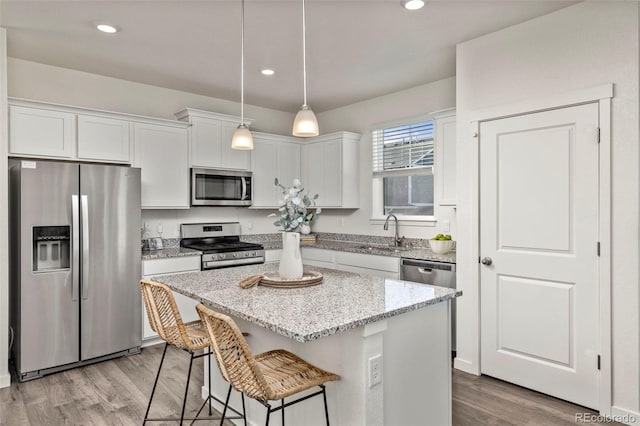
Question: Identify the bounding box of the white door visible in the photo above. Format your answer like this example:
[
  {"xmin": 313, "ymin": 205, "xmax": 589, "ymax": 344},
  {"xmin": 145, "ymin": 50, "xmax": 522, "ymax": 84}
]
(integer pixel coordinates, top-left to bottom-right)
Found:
[{"xmin": 480, "ymin": 103, "xmax": 600, "ymax": 409}]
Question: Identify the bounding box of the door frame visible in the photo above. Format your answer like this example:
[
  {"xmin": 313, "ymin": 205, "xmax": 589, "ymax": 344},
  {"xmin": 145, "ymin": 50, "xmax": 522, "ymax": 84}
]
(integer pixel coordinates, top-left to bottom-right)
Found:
[{"xmin": 465, "ymin": 83, "xmax": 613, "ymax": 414}]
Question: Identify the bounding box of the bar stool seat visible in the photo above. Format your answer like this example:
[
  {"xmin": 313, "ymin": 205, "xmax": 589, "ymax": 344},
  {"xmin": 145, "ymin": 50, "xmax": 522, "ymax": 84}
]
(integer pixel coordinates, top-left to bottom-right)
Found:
[
  {"xmin": 196, "ymin": 303, "xmax": 340, "ymax": 425},
  {"xmin": 140, "ymin": 279, "xmax": 244, "ymax": 425}
]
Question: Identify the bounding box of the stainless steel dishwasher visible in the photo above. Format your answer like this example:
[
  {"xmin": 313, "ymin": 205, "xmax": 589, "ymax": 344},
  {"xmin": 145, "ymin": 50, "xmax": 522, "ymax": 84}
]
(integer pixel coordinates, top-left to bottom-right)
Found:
[{"xmin": 400, "ymin": 259, "xmax": 457, "ymax": 350}]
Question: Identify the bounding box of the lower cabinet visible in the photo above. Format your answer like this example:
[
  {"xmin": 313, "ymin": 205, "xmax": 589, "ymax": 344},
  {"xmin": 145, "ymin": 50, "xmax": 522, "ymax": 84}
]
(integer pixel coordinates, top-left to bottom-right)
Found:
[
  {"xmin": 141, "ymin": 256, "xmax": 201, "ymax": 346},
  {"xmin": 300, "ymin": 248, "xmax": 400, "ymax": 279}
]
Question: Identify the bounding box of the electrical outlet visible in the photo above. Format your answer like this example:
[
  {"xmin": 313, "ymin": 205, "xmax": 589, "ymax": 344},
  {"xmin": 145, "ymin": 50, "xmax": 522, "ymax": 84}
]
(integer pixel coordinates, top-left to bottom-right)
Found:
[{"xmin": 368, "ymin": 355, "xmax": 382, "ymax": 388}]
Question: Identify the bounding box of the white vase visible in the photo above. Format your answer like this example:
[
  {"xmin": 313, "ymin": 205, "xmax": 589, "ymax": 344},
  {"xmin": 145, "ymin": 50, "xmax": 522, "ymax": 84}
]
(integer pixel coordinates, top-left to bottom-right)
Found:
[
  {"xmin": 279, "ymin": 232, "xmax": 303, "ymax": 279},
  {"xmin": 299, "ymin": 223, "xmax": 311, "ymax": 235}
]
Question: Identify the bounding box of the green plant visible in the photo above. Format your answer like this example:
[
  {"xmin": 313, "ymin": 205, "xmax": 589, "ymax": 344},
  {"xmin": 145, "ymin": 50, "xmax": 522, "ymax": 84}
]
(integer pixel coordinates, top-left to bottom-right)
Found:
[{"xmin": 268, "ymin": 178, "xmax": 321, "ymax": 232}]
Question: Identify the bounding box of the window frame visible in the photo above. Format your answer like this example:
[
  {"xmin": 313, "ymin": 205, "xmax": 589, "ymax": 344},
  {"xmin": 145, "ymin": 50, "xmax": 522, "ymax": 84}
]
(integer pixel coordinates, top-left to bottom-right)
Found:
[{"xmin": 370, "ymin": 114, "xmax": 438, "ymax": 226}]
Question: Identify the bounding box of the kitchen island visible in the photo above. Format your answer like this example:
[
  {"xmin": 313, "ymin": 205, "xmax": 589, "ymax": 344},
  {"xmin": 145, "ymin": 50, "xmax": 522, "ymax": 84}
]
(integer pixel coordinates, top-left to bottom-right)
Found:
[{"xmin": 154, "ymin": 264, "xmax": 461, "ymax": 426}]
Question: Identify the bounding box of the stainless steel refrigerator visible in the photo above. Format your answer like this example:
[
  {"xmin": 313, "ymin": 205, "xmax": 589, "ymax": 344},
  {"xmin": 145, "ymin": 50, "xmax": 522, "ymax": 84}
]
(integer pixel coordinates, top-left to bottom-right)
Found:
[{"xmin": 9, "ymin": 160, "xmax": 142, "ymax": 381}]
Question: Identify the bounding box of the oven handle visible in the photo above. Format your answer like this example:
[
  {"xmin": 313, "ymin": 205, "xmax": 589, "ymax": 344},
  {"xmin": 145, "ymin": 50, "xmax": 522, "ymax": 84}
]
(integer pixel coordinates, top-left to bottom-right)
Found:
[
  {"xmin": 204, "ymin": 257, "xmax": 264, "ymax": 269},
  {"xmin": 241, "ymin": 177, "xmax": 248, "ymax": 200}
]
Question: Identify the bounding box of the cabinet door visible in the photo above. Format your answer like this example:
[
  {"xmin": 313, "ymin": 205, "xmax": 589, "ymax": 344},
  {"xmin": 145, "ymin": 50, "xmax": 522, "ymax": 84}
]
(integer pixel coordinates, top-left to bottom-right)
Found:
[
  {"xmin": 190, "ymin": 116, "xmax": 221, "ymax": 168},
  {"xmin": 277, "ymin": 141, "xmax": 301, "ymax": 194},
  {"xmin": 134, "ymin": 123, "xmax": 189, "ymax": 209},
  {"xmin": 303, "ymin": 139, "xmax": 342, "ymax": 207},
  {"xmin": 9, "ymin": 105, "xmax": 75, "ymax": 158},
  {"xmin": 435, "ymin": 114, "xmax": 457, "ymax": 206},
  {"xmin": 221, "ymin": 121, "xmax": 251, "ymax": 170},
  {"xmin": 77, "ymin": 115, "xmax": 131, "ymax": 163},
  {"xmin": 251, "ymin": 136, "xmax": 279, "ymax": 207}
]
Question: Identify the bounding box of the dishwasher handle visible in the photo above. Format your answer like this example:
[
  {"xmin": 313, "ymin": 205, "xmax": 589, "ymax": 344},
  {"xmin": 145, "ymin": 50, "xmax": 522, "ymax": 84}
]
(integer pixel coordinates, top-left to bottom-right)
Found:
[
  {"xmin": 401, "ymin": 258, "xmax": 455, "ymax": 272},
  {"xmin": 418, "ymin": 268, "xmax": 433, "ymax": 274}
]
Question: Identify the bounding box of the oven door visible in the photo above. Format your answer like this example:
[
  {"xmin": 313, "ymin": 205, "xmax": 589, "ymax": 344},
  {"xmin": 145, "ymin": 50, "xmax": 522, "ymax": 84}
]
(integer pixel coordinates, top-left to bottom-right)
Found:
[{"xmin": 191, "ymin": 168, "xmax": 252, "ymax": 206}]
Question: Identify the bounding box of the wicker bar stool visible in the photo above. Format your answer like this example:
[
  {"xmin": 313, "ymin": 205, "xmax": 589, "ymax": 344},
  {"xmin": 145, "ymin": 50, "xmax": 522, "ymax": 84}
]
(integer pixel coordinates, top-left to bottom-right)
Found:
[
  {"xmin": 140, "ymin": 279, "xmax": 244, "ymax": 425},
  {"xmin": 196, "ymin": 303, "xmax": 340, "ymax": 426}
]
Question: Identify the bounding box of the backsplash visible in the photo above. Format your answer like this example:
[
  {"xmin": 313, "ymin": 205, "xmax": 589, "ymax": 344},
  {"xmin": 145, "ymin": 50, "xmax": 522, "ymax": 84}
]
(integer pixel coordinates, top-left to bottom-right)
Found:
[{"xmin": 142, "ymin": 233, "xmax": 455, "ymax": 251}]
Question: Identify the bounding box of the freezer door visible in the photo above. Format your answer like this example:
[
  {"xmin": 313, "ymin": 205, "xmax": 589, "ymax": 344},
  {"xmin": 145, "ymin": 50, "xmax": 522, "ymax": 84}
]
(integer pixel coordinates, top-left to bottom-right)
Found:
[
  {"xmin": 80, "ymin": 164, "xmax": 141, "ymax": 360},
  {"xmin": 12, "ymin": 160, "xmax": 80, "ymax": 373}
]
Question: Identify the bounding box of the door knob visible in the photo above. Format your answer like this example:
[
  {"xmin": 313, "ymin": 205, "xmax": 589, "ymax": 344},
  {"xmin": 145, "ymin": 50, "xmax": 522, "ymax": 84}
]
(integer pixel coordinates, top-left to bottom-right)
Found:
[{"xmin": 481, "ymin": 257, "xmax": 492, "ymax": 266}]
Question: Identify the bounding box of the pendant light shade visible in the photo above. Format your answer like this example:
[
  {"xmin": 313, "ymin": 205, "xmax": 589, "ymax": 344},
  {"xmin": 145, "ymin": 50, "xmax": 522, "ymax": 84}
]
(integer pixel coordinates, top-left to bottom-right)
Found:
[
  {"xmin": 232, "ymin": 0, "xmax": 254, "ymax": 150},
  {"xmin": 292, "ymin": 105, "xmax": 319, "ymax": 137},
  {"xmin": 231, "ymin": 124, "xmax": 253, "ymax": 150},
  {"xmin": 292, "ymin": 0, "xmax": 319, "ymax": 137}
]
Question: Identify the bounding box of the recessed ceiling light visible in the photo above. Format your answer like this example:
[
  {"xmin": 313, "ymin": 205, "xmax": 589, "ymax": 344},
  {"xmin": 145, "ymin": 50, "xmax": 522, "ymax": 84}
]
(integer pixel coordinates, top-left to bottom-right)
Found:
[
  {"xmin": 96, "ymin": 24, "xmax": 118, "ymax": 34},
  {"xmin": 260, "ymin": 68, "xmax": 275, "ymax": 76},
  {"xmin": 401, "ymin": 0, "xmax": 424, "ymax": 10}
]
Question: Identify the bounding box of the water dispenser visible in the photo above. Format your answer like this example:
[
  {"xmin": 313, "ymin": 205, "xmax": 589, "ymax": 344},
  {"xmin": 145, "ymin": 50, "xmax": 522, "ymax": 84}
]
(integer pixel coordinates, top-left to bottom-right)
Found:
[{"xmin": 32, "ymin": 226, "xmax": 70, "ymax": 272}]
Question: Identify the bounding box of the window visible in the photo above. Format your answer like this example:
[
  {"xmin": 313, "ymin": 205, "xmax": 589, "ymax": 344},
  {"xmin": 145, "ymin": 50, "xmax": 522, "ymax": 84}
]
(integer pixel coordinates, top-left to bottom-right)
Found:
[{"xmin": 372, "ymin": 120, "xmax": 434, "ymax": 217}]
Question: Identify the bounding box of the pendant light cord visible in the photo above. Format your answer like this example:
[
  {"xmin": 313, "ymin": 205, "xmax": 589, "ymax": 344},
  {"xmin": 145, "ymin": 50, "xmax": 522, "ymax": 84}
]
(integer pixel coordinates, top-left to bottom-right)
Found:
[
  {"xmin": 241, "ymin": 0, "xmax": 245, "ymax": 124},
  {"xmin": 302, "ymin": 0, "xmax": 308, "ymax": 108}
]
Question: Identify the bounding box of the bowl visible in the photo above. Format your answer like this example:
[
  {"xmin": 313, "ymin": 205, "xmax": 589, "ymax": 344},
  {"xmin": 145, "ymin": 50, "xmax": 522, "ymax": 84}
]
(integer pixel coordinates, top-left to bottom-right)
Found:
[{"xmin": 429, "ymin": 240, "xmax": 453, "ymax": 254}]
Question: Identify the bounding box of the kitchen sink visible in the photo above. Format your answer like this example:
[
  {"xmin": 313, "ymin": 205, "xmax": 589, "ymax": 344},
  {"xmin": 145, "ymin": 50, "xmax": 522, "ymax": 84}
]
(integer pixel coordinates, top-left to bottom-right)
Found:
[{"xmin": 355, "ymin": 244, "xmax": 410, "ymax": 253}]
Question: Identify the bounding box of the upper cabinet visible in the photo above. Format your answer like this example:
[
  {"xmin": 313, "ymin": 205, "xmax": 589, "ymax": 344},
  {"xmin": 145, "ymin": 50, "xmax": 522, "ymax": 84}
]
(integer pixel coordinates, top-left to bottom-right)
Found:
[
  {"xmin": 433, "ymin": 110, "xmax": 457, "ymax": 206},
  {"xmin": 175, "ymin": 108, "xmax": 254, "ymax": 171},
  {"xmin": 133, "ymin": 122, "xmax": 190, "ymax": 209},
  {"xmin": 77, "ymin": 115, "xmax": 131, "ymax": 163},
  {"xmin": 8, "ymin": 99, "xmax": 139, "ymax": 164},
  {"xmin": 9, "ymin": 105, "xmax": 75, "ymax": 158},
  {"xmin": 250, "ymin": 133, "xmax": 301, "ymax": 208},
  {"xmin": 301, "ymin": 132, "xmax": 360, "ymax": 208}
]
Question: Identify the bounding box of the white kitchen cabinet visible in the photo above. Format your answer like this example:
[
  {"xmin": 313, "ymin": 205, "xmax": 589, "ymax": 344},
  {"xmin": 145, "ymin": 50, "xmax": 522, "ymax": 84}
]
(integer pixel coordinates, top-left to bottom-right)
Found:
[
  {"xmin": 9, "ymin": 105, "xmax": 75, "ymax": 158},
  {"xmin": 175, "ymin": 108, "xmax": 254, "ymax": 171},
  {"xmin": 264, "ymin": 249, "xmax": 282, "ymax": 264},
  {"xmin": 251, "ymin": 132, "xmax": 301, "ymax": 207},
  {"xmin": 133, "ymin": 122, "xmax": 190, "ymax": 209},
  {"xmin": 301, "ymin": 132, "xmax": 360, "ymax": 208},
  {"xmin": 335, "ymin": 251, "xmax": 400, "ymax": 279},
  {"xmin": 434, "ymin": 110, "xmax": 457, "ymax": 206},
  {"xmin": 301, "ymin": 247, "xmax": 335, "ymax": 269},
  {"xmin": 141, "ymin": 256, "xmax": 201, "ymax": 345},
  {"xmin": 77, "ymin": 114, "xmax": 131, "ymax": 163}
]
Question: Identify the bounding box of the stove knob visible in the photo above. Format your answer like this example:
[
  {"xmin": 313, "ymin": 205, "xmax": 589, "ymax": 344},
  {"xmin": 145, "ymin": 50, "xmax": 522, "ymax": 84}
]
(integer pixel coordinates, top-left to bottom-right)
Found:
[
  {"xmin": 211, "ymin": 254, "xmax": 217, "ymax": 260},
  {"xmin": 252, "ymin": 251, "xmax": 257, "ymax": 256},
  {"xmin": 244, "ymin": 252, "xmax": 250, "ymax": 257},
  {"xmin": 219, "ymin": 254, "xmax": 225, "ymax": 259},
  {"xmin": 233, "ymin": 253, "xmax": 238, "ymax": 258}
]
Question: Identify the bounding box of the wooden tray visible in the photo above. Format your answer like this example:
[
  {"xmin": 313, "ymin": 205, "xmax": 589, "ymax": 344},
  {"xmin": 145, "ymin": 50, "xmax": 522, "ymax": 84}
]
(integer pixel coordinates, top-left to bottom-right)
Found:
[{"xmin": 260, "ymin": 270, "xmax": 323, "ymax": 288}]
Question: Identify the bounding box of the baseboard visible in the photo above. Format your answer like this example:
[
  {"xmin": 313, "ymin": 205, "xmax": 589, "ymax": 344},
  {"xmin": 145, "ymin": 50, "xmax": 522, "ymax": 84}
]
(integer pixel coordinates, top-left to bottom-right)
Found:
[
  {"xmin": 0, "ymin": 371, "xmax": 11, "ymax": 388},
  {"xmin": 453, "ymin": 357, "xmax": 480, "ymax": 375},
  {"xmin": 610, "ymin": 406, "xmax": 640, "ymax": 425},
  {"xmin": 141, "ymin": 337, "xmax": 164, "ymax": 348}
]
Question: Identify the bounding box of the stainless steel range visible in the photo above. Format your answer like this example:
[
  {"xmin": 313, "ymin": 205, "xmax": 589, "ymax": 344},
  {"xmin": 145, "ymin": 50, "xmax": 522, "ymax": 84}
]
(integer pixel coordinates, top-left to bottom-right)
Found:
[{"xmin": 180, "ymin": 222, "xmax": 264, "ymax": 270}]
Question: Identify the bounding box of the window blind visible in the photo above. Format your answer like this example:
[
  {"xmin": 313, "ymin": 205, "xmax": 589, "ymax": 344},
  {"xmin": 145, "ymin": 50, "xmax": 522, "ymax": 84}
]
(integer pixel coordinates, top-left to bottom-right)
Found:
[{"xmin": 372, "ymin": 120, "xmax": 434, "ymax": 175}]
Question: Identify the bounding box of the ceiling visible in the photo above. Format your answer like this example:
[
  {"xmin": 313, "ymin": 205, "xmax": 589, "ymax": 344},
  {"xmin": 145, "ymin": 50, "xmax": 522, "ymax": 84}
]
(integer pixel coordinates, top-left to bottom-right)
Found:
[{"xmin": 0, "ymin": 0, "xmax": 576, "ymax": 113}]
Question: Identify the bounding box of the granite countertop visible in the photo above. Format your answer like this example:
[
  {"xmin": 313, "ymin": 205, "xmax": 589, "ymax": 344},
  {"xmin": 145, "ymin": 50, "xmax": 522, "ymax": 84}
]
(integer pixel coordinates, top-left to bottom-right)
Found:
[
  {"xmin": 141, "ymin": 247, "xmax": 202, "ymax": 260},
  {"xmin": 154, "ymin": 264, "xmax": 461, "ymax": 342},
  {"xmin": 263, "ymin": 239, "xmax": 457, "ymax": 264}
]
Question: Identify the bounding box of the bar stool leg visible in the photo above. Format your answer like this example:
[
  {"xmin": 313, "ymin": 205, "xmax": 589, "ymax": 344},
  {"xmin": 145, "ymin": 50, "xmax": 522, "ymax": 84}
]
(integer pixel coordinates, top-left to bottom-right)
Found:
[
  {"xmin": 143, "ymin": 343, "xmax": 169, "ymax": 425},
  {"xmin": 241, "ymin": 393, "xmax": 247, "ymax": 426},
  {"xmin": 180, "ymin": 352, "xmax": 195, "ymax": 425},
  {"xmin": 281, "ymin": 399, "xmax": 285, "ymax": 426},
  {"xmin": 265, "ymin": 404, "xmax": 272, "ymax": 426},
  {"xmin": 208, "ymin": 348, "xmax": 213, "ymax": 416},
  {"xmin": 219, "ymin": 384, "xmax": 232, "ymax": 426},
  {"xmin": 321, "ymin": 385, "xmax": 330, "ymax": 426}
]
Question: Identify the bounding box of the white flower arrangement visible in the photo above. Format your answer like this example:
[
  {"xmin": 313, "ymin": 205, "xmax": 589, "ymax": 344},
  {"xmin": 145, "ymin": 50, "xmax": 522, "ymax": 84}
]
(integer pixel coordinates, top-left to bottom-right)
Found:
[{"xmin": 268, "ymin": 178, "xmax": 321, "ymax": 232}]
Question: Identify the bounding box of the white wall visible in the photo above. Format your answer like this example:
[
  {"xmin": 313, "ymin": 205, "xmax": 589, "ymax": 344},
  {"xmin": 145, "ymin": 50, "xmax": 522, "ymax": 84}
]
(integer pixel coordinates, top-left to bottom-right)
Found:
[
  {"xmin": 455, "ymin": 1, "xmax": 639, "ymax": 418},
  {"xmin": 8, "ymin": 58, "xmax": 294, "ymax": 135},
  {"xmin": 317, "ymin": 76, "xmax": 456, "ymax": 240}
]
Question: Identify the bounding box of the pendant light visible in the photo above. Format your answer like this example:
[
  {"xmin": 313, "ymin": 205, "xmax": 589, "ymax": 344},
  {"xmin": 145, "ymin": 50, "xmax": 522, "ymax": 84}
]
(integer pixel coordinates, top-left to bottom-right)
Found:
[
  {"xmin": 231, "ymin": 0, "xmax": 254, "ymax": 150},
  {"xmin": 292, "ymin": 0, "xmax": 319, "ymax": 137}
]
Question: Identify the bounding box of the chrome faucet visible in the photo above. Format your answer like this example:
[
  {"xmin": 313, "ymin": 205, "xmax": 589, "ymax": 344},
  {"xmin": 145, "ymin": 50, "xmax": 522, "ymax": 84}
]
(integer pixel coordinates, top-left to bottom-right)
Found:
[{"xmin": 383, "ymin": 213, "xmax": 405, "ymax": 247}]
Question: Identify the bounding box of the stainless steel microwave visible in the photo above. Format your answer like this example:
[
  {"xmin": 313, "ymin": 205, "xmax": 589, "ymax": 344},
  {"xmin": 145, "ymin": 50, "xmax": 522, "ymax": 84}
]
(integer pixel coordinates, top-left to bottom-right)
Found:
[{"xmin": 191, "ymin": 168, "xmax": 253, "ymax": 206}]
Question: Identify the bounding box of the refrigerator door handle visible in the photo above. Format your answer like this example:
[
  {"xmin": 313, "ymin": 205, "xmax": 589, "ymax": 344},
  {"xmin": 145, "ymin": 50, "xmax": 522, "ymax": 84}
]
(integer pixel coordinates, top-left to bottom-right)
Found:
[
  {"xmin": 72, "ymin": 195, "xmax": 80, "ymax": 301},
  {"xmin": 81, "ymin": 195, "xmax": 90, "ymax": 300}
]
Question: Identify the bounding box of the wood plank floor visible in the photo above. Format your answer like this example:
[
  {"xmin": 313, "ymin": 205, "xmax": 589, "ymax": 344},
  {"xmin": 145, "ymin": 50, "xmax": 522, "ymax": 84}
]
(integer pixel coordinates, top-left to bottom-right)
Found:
[{"xmin": 0, "ymin": 344, "xmax": 622, "ymax": 425}]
